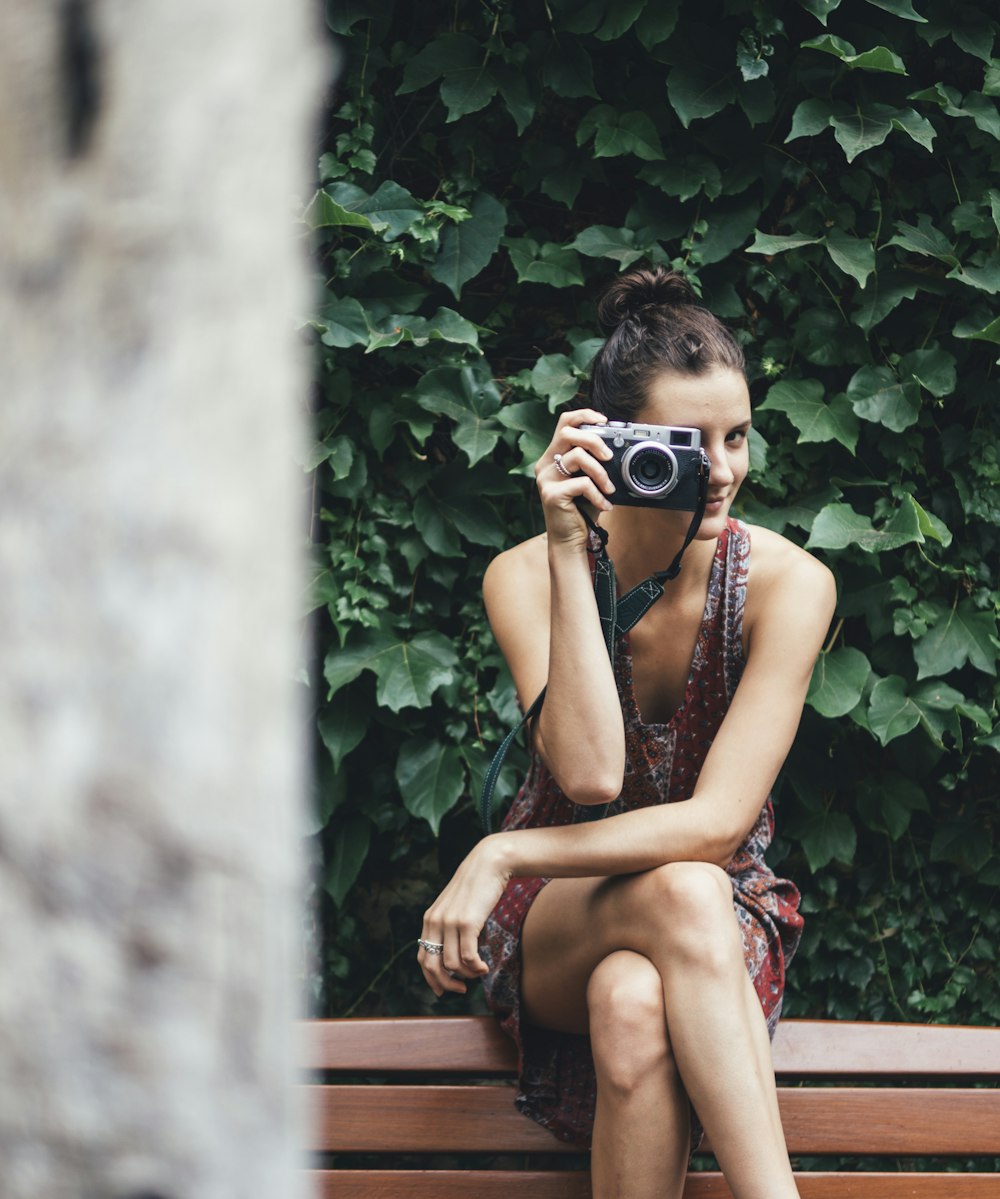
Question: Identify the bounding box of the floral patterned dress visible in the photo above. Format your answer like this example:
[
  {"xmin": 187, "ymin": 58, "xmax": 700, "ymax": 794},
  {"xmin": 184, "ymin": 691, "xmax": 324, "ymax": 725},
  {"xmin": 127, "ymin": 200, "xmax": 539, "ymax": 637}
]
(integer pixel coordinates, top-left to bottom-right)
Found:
[{"xmin": 480, "ymin": 518, "xmax": 804, "ymax": 1146}]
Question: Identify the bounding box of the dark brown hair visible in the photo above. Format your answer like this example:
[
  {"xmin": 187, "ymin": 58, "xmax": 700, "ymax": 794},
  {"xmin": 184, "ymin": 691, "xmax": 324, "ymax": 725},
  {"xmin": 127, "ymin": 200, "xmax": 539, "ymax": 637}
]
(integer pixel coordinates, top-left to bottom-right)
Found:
[{"xmin": 587, "ymin": 266, "xmax": 745, "ymax": 419}]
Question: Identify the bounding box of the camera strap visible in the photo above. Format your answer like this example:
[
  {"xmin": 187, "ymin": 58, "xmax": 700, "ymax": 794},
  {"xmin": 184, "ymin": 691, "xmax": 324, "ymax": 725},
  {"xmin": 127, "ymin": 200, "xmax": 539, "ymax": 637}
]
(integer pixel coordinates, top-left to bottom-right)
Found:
[{"xmin": 479, "ymin": 450, "xmax": 710, "ymax": 834}]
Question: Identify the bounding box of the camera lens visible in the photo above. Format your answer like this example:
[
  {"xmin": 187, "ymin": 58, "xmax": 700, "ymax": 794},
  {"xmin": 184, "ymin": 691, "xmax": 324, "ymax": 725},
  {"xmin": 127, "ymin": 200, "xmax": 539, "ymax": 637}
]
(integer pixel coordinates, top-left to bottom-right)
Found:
[{"xmin": 620, "ymin": 442, "xmax": 677, "ymax": 498}]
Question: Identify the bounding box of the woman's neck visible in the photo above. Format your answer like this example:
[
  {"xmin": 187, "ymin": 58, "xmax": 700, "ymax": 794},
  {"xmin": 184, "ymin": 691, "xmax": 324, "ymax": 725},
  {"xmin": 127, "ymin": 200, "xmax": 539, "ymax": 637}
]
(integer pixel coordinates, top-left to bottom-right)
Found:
[{"xmin": 598, "ymin": 504, "xmax": 720, "ymax": 596}]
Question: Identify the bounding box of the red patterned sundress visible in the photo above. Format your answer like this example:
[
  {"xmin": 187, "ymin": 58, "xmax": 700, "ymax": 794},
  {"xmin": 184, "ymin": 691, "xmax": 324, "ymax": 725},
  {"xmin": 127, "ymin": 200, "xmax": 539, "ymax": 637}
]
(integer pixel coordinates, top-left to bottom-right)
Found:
[{"xmin": 480, "ymin": 517, "xmax": 804, "ymax": 1147}]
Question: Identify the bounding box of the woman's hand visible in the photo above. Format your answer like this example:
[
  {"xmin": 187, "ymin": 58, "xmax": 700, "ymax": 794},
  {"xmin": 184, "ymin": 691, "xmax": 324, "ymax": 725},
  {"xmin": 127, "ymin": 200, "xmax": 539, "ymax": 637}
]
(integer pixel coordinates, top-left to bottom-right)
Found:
[
  {"xmin": 418, "ymin": 834, "xmax": 513, "ymax": 997},
  {"xmin": 534, "ymin": 409, "xmax": 617, "ymax": 550}
]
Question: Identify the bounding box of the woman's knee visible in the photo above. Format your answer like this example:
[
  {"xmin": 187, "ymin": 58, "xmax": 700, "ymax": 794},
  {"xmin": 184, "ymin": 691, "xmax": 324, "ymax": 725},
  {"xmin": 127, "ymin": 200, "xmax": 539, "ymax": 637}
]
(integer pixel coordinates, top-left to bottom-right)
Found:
[
  {"xmin": 626, "ymin": 861, "xmax": 741, "ymax": 963},
  {"xmin": 587, "ymin": 951, "xmax": 676, "ymax": 1096}
]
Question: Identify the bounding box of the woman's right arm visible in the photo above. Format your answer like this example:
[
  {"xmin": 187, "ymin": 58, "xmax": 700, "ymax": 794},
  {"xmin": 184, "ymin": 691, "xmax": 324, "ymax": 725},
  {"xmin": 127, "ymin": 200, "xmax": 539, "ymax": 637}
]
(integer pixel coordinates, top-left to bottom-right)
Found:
[{"xmin": 483, "ymin": 410, "xmax": 624, "ymax": 805}]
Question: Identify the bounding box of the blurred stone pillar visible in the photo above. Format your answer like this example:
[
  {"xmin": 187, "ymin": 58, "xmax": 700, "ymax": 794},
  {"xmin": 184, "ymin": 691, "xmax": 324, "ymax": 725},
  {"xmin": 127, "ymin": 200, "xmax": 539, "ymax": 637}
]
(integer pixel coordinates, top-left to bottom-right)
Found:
[{"xmin": 0, "ymin": 3, "xmax": 322, "ymax": 1196}]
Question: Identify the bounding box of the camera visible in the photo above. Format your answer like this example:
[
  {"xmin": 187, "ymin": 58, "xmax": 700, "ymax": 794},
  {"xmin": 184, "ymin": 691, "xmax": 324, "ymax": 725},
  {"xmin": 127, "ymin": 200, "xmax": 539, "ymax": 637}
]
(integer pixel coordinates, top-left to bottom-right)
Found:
[{"xmin": 580, "ymin": 421, "xmax": 709, "ymax": 511}]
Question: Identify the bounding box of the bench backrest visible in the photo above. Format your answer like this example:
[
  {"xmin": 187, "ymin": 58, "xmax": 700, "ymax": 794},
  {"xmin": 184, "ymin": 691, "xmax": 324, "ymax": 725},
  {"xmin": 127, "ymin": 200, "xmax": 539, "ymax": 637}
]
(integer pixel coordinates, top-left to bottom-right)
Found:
[{"xmin": 302, "ymin": 1016, "xmax": 1000, "ymax": 1198}]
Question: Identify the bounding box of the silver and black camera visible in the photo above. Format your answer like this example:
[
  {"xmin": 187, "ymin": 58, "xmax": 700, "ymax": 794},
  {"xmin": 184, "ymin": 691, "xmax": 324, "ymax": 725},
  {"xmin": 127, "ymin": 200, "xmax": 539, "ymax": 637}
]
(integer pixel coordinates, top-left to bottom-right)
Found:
[{"xmin": 580, "ymin": 421, "xmax": 709, "ymax": 510}]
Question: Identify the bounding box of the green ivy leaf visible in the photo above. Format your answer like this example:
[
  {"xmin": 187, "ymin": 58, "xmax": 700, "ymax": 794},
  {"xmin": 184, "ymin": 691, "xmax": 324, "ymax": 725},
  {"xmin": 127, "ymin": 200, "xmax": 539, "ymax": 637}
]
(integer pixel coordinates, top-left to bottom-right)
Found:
[
  {"xmin": 825, "ymin": 229, "xmax": 876, "ymax": 285},
  {"xmin": 786, "ymin": 97, "xmax": 838, "ymax": 140},
  {"xmin": 577, "ymin": 105, "xmax": 666, "ymax": 160},
  {"xmin": 396, "ymin": 739, "xmax": 465, "ymax": 834},
  {"xmin": 802, "ymin": 34, "xmax": 907, "ymax": 74},
  {"xmin": 338, "ymin": 180, "xmax": 423, "ymax": 239},
  {"xmin": 398, "ymin": 33, "xmax": 478, "ymax": 94},
  {"xmin": 304, "ymin": 190, "xmax": 377, "ymax": 232},
  {"xmin": 864, "ymin": 0, "xmax": 927, "ymax": 21},
  {"xmin": 639, "ymin": 155, "xmax": 724, "ymax": 201},
  {"xmin": 914, "ymin": 601, "xmax": 999, "ymax": 678},
  {"xmin": 542, "ymin": 38, "xmax": 600, "ymax": 99},
  {"xmin": 797, "ymin": 0, "xmax": 842, "ymax": 23},
  {"xmin": 953, "ymin": 310, "xmax": 1000, "ymax": 344},
  {"xmin": 666, "ymin": 61, "xmax": 738, "ymax": 128},
  {"xmin": 868, "ymin": 676, "xmax": 965, "ymax": 746},
  {"xmin": 568, "ymin": 225, "xmax": 644, "ymax": 267},
  {"xmin": 415, "ymin": 366, "xmax": 501, "ymax": 463},
  {"xmin": 319, "ymin": 698, "xmax": 368, "ymax": 772},
  {"xmin": 909, "ymin": 496, "xmax": 952, "ymax": 547},
  {"xmin": 858, "ymin": 775, "xmax": 928, "ymax": 839},
  {"xmin": 497, "ymin": 401, "xmax": 552, "ymax": 473},
  {"xmin": 950, "ymin": 23, "xmax": 997, "ymax": 66},
  {"xmin": 594, "ymin": 0, "xmax": 645, "ymax": 40},
  {"xmin": 324, "ymin": 630, "xmax": 458, "ymax": 712},
  {"xmin": 550, "ymin": 0, "xmax": 603, "ymax": 36},
  {"xmin": 634, "ymin": 1, "xmax": 682, "ymax": 50},
  {"xmin": 505, "ymin": 238, "xmax": 585, "ymax": 287},
  {"xmin": 318, "ymin": 296, "xmax": 370, "ymax": 348},
  {"xmin": 847, "ymin": 365, "xmax": 921, "ymax": 432},
  {"xmin": 530, "ymin": 353, "xmax": 582, "ymax": 409},
  {"xmin": 412, "ymin": 493, "xmax": 462, "ymax": 557},
  {"xmin": 429, "ymin": 192, "xmax": 507, "ymax": 298},
  {"xmin": 807, "ymin": 647, "xmax": 872, "ymax": 717},
  {"xmin": 365, "ymin": 308, "xmax": 480, "ymax": 352},
  {"xmin": 947, "ymin": 254, "xmax": 1000, "ymax": 295},
  {"xmin": 494, "ymin": 64, "xmax": 537, "ymax": 134},
  {"xmin": 930, "ymin": 820, "xmax": 994, "ymax": 873},
  {"xmin": 799, "ymin": 809, "xmax": 858, "ymax": 871},
  {"xmin": 440, "ymin": 62, "xmax": 498, "ymax": 122},
  {"xmin": 758, "ymin": 379, "xmax": 860, "ymax": 452},
  {"xmin": 829, "ymin": 104, "xmax": 934, "ymax": 162},
  {"xmin": 886, "ymin": 215, "xmax": 958, "ymax": 264},
  {"xmin": 901, "ymin": 347, "xmax": 956, "ymax": 397},
  {"xmin": 746, "ymin": 232, "xmax": 822, "ymax": 255},
  {"xmin": 324, "ymin": 815, "xmax": 372, "ymax": 907},
  {"xmin": 806, "ymin": 497, "xmax": 928, "ymax": 553},
  {"xmin": 851, "ymin": 273, "xmax": 920, "ymax": 332}
]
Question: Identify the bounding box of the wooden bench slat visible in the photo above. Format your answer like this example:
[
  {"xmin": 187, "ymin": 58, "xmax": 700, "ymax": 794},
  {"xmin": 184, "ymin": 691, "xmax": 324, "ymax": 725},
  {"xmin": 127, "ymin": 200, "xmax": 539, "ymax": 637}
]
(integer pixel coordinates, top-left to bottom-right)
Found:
[
  {"xmin": 307, "ymin": 1083, "xmax": 1000, "ymax": 1155},
  {"xmin": 312, "ymin": 1172, "xmax": 1000, "ymax": 1199},
  {"xmin": 299, "ymin": 1016, "xmax": 1000, "ymax": 1078}
]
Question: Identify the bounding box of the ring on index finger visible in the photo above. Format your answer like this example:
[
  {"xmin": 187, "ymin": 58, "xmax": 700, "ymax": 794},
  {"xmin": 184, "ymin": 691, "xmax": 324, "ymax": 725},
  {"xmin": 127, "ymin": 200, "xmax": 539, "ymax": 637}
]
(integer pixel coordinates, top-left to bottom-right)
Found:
[{"xmin": 553, "ymin": 453, "xmax": 573, "ymax": 479}]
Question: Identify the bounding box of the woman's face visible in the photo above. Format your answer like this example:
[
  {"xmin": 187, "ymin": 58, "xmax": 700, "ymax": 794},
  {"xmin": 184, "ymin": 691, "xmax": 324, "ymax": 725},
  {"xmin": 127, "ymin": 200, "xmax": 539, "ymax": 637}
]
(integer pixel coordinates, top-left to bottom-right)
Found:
[{"xmin": 636, "ymin": 367, "xmax": 752, "ymax": 537}]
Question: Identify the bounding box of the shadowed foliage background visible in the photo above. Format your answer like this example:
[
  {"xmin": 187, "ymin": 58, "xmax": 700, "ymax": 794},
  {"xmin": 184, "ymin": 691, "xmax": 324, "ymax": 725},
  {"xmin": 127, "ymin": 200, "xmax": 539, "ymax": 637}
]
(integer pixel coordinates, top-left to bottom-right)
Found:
[{"xmin": 304, "ymin": 0, "xmax": 999, "ymax": 1028}]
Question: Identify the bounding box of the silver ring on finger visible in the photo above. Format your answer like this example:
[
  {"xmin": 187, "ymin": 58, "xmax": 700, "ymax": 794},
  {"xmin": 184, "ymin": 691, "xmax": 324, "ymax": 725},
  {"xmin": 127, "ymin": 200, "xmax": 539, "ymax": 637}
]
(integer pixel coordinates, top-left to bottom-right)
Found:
[
  {"xmin": 553, "ymin": 452, "xmax": 573, "ymax": 479},
  {"xmin": 418, "ymin": 939, "xmax": 444, "ymax": 954}
]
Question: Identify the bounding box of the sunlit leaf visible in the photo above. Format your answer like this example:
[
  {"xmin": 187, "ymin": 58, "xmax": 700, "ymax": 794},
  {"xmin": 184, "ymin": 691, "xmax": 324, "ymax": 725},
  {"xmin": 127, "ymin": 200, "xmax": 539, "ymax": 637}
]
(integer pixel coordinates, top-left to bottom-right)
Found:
[
  {"xmin": 807, "ymin": 648, "xmax": 872, "ymax": 717},
  {"xmin": 914, "ymin": 601, "xmax": 999, "ymax": 678},
  {"xmin": 758, "ymin": 379, "xmax": 859, "ymax": 452}
]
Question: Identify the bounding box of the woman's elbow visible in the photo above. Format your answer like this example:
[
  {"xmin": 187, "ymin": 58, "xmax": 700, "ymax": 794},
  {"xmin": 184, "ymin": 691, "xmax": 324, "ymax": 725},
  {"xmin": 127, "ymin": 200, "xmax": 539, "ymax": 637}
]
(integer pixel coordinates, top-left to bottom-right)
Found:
[
  {"xmin": 568, "ymin": 775, "xmax": 624, "ymax": 807},
  {"xmin": 548, "ymin": 759, "xmax": 624, "ymax": 807}
]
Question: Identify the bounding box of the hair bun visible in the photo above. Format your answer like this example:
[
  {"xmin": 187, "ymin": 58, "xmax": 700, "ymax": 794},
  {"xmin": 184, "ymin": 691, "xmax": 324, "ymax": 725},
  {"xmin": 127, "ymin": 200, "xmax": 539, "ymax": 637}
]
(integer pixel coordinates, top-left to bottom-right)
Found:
[{"xmin": 596, "ymin": 266, "xmax": 699, "ymax": 332}]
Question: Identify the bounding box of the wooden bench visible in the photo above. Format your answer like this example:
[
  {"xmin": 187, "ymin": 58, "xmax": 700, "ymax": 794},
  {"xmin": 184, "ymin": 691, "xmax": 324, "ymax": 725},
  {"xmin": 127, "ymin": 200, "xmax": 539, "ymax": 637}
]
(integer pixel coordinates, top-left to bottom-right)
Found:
[{"xmin": 301, "ymin": 1015, "xmax": 1000, "ymax": 1197}]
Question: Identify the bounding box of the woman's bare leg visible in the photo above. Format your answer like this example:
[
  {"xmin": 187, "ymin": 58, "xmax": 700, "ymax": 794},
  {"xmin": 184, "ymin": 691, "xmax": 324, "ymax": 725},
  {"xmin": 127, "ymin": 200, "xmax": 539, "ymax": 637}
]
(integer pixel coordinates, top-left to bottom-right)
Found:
[
  {"xmin": 587, "ymin": 951, "xmax": 690, "ymax": 1199},
  {"xmin": 520, "ymin": 861, "xmax": 799, "ymax": 1199}
]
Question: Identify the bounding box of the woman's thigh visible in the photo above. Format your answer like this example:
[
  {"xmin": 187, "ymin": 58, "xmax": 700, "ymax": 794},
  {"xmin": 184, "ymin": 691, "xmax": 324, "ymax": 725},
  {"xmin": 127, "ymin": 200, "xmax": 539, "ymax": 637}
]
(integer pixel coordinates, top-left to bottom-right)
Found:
[
  {"xmin": 519, "ymin": 874, "xmax": 623, "ymax": 1034},
  {"xmin": 520, "ymin": 862, "xmax": 740, "ymax": 1034}
]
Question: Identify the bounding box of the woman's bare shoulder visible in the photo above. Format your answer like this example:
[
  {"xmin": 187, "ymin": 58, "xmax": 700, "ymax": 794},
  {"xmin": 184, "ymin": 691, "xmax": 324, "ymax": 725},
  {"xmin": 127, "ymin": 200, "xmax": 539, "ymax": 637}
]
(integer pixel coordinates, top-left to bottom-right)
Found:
[
  {"xmin": 742, "ymin": 521, "xmax": 836, "ymax": 616},
  {"xmin": 483, "ymin": 533, "xmax": 550, "ymax": 609}
]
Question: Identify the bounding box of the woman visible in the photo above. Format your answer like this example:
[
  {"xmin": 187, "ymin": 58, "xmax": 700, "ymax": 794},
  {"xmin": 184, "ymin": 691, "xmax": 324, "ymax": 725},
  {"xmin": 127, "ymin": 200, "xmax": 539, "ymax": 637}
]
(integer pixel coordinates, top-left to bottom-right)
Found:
[{"xmin": 417, "ymin": 266, "xmax": 836, "ymax": 1199}]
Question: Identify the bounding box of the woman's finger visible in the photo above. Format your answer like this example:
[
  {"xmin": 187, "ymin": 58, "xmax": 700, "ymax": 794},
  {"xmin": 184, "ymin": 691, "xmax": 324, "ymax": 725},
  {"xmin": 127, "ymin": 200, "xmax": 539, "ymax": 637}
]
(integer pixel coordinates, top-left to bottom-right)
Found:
[
  {"xmin": 538, "ymin": 469, "xmax": 613, "ymax": 513},
  {"xmin": 549, "ymin": 445, "xmax": 616, "ymax": 496},
  {"xmin": 459, "ymin": 922, "xmax": 489, "ymax": 977}
]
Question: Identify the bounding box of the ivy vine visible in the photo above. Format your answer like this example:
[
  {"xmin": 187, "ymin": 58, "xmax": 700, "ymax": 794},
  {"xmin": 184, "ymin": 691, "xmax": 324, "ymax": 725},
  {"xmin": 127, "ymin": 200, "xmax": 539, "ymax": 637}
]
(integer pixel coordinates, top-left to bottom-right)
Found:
[{"xmin": 304, "ymin": 0, "xmax": 1000, "ymax": 1026}]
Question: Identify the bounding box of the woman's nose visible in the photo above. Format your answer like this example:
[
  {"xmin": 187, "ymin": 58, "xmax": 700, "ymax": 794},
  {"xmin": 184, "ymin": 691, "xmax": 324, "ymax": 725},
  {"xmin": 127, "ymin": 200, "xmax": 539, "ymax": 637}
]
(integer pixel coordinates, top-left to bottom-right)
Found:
[{"xmin": 709, "ymin": 445, "xmax": 734, "ymax": 485}]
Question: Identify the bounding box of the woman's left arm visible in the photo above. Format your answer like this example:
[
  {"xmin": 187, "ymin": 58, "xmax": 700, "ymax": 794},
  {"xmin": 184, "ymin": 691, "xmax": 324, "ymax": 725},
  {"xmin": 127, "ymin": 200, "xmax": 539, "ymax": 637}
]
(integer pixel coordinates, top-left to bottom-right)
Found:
[{"xmin": 420, "ymin": 540, "xmax": 836, "ymax": 995}]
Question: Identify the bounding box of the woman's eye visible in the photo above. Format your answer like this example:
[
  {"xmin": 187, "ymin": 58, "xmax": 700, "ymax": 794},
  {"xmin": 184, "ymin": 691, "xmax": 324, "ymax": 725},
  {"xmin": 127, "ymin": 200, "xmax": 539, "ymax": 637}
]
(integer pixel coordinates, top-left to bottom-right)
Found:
[{"xmin": 726, "ymin": 429, "xmax": 748, "ymax": 444}]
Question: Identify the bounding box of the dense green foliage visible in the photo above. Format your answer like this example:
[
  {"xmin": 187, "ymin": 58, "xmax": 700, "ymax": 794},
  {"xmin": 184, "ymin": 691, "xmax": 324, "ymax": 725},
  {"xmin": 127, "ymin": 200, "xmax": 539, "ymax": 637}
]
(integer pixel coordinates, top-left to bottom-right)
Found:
[{"xmin": 305, "ymin": 0, "xmax": 999, "ymax": 1026}]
